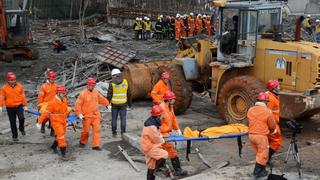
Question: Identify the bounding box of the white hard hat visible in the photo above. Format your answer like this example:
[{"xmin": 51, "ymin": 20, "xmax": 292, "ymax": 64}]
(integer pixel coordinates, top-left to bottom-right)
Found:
[
  {"xmin": 144, "ymin": 16, "xmax": 147, "ymax": 20},
  {"xmin": 146, "ymin": 17, "xmax": 150, "ymax": 21},
  {"xmin": 203, "ymin": 14, "xmax": 207, "ymax": 18},
  {"xmin": 316, "ymin": 19, "xmax": 320, "ymax": 23},
  {"xmin": 190, "ymin": 12, "xmax": 194, "ymax": 16},
  {"xmin": 307, "ymin": 14, "xmax": 311, "ymax": 18},
  {"xmin": 198, "ymin": 14, "xmax": 202, "ymax": 17},
  {"xmin": 111, "ymin": 69, "xmax": 121, "ymax": 76},
  {"xmin": 160, "ymin": 15, "xmax": 163, "ymax": 18},
  {"xmin": 176, "ymin": 13, "xmax": 180, "ymax": 18},
  {"xmin": 136, "ymin": 17, "xmax": 139, "ymax": 20}
]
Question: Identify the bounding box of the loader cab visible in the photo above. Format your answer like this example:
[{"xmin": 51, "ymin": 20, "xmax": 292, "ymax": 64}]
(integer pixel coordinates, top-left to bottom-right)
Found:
[
  {"xmin": 5, "ymin": 9, "xmax": 28, "ymax": 48},
  {"xmin": 216, "ymin": 1, "xmax": 284, "ymax": 64}
]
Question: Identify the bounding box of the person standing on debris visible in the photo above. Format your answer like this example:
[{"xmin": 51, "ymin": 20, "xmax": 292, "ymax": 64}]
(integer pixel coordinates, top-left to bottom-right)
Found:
[
  {"xmin": 303, "ymin": 14, "xmax": 313, "ymax": 35},
  {"xmin": 266, "ymin": 80, "xmax": 283, "ymax": 165},
  {"xmin": 36, "ymin": 85, "xmax": 69, "ymax": 161},
  {"xmin": 180, "ymin": 15, "xmax": 187, "ymax": 38},
  {"xmin": 159, "ymin": 91, "xmax": 187, "ymax": 176},
  {"xmin": 175, "ymin": 14, "xmax": 182, "ymax": 41},
  {"xmin": 187, "ymin": 13, "xmax": 195, "ymax": 37},
  {"xmin": 203, "ymin": 15, "xmax": 212, "ymax": 36},
  {"xmin": 75, "ymin": 77, "xmax": 110, "ymax": 150},
  {"xmin": 164, "ymin": 16, "xmax": 171, "ymax": 40},
  {"xmin": 37, "ymin": 70, "xmax": 58, "ymax": 135},
  {"xmin": 155, "ymin": 16, "xmax": 163, "ymax": 40},
  {"xmin": 107, "ymin": 69, "xmax": 131, "ymax": 136},
  {"xmin": 247, "ymin": 92, "xmax": 276, "ymax": 178},
  {"xmin": 169, "ymin": 16, "xmax": 175, "ymax": 40},
  {"xmin": 315, "ymin": 19, "xmax": 320, "ymax": 42},
  {"xmin": 144, "ymin": 17, "xmax": 152, "ymax": 40},
  {"xmin": 141, "ymin": 105, "xmax": 169, "ymax": 180},
  {"xmin": 151, "ymin": 72, "xmax": 170, "ymax": 105},
  {"xmin": 0, "ymin": 72, "xmax": 27, "ymax": 141},
  {"xmin": 195, "ymin": 14, "xmax": 203, "ymax": 35},
  {"xmin": 133, "ymin": 17, "xmax": 143, "ymax": 40}
]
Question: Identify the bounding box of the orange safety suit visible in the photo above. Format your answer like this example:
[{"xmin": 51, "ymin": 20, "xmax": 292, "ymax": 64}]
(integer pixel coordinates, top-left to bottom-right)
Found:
[
  {"xmin": 38, "ymin": 95, "xmax": 69, "ymax": 148},
  {"xmin": 247, "ymin": 103, "xmax": 276, "ymax": 165},
  {"xmin": 141, "ymin": 117, "xmax": 168, "ymax": 169},
  {"xmin": 204, "ymin": 19, "xmax": 211, "ymax": 36},
  {"xmin": 175, "ymin": 18, "xmax": 181, "ymax": 41},
  {"xmin": 151, "ymin": 80, "xmax": 170, "ymax": 104},
  {"xmin": 159, "ymin": 102, "xmax": 180, "ymax": 159},
  {"xmin": 38, "ymin": 82, "xmax": 58, "ymax": 104},
  {"xmin": 75, "ymin": 88, "xmax": 110, "ymax": 147},
  {"xmin": 0, "ymin": 83, "xmax": 27, "ymax": 108},
  {"xmin": 267, "ymin": 92, "xmax": 283, "ymax": 152},
  {"xmin": 179, "ymin": 18, "xmax": 186, "ymax": 38},
  {"xmin": 195, "ymin": 17, "xmax": 203, "ymax": 35},
  {"xmin": 187, "ymin": 17, "xmax": 195, "ymax": 37}
]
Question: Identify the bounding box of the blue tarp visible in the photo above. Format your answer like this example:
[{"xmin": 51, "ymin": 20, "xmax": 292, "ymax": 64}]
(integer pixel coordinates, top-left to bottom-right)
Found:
[
  {"xmin": 166, "ymin": 133, "xmax": 248, "ymax": 142},
  {"xmin": 26, "ymin": 109, "xmax": 79, "ymax": 124}
]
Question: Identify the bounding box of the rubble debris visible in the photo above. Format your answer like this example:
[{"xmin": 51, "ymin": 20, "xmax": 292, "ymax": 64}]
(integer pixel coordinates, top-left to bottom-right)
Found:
[{"xmin": 95, "ymin": 46, "xmax": 136, "ymax": 69}]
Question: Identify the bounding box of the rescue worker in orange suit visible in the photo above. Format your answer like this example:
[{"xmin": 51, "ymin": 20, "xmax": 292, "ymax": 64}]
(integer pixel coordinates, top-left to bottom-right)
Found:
[
  {"xmin": 187, "ymin": 13, "xmax": 195, "ymax": 37},
  {"xmin": 160, "ymin": 91, "xmax": 187, "ymax": 176},
  {"xmin": 38, "ymin": 70, "xmax": 58, "ymax": 135},
  {"xmin": 195, "ymin": 14, "xmax": 203, "ymax": 35},
  {"xmin": 36, "ymin": 86, "xmax": 69, "ymax": 161},
  {"xmin": 203, "ymin": 15, "xmax": 211, "ymax": 36},
  {"xmin": 141, "ymin": 105, "xmax": 168, "ymax": 180},
  {"xmin": 75, "ymin": 77, "xmax": 110, "ymax": 151},
  {"xmin": 151, "ymin": 72, "xmax": 170, "ymax": 105},
  {"xmin": 0, "ymin": 72, "xmax": 27, "ymax": 141},
  {"xmin": 175, "ymin": 14, "xmax": 181, "ymax": 41},
  {"xmin": 247, "ymin": 92, "xmax": 276, "ymax": 178},
  {"xmin": 180, "ymin": 15, "xmax": 187, "ymax": 38},
  {"xmin": 266, "ymin": 80, "xmax": 283, "ymax": 164}
]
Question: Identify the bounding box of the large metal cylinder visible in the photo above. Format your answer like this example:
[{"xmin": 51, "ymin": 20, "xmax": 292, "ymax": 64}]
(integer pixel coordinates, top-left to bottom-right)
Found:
[{"xmin": 123, "ymin": 60, "xmax": 171, "ymax": 100}]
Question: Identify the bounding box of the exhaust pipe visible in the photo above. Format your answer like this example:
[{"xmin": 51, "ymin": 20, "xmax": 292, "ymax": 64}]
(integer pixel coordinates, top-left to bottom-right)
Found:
[{"xmin": 295, "ymin": 16, "xmax": 303, "ymax": 41}]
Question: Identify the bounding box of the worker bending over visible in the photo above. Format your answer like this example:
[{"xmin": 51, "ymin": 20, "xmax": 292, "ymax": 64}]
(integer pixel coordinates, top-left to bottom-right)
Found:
[
  {"xmin": 266, "ymin": 80, "xmax": 283, "ymax": 164},
  {"xmin": 159, "ymin": 91, "xmax": 187, "ymax": 176},
  {"xmin": 151, "ymin": 72, "xmax": 170, "ymax": 105},
  {"xmin": 38, "ymin": 70, "xmax": 58, "ymax": 135},
  {"xmin": 247, "ymin": 92, "xmax": 276, "ymax": 178},
  {"xmin": 37, "ymin": 86, "xmax": 69, "ymax": 161},
  {"xmin": 141, "ymin": 105, "xmax": 169, "ymax": 180},
  {"xmin": 75, "ymin": 77, "xmax": 110, "ymax": 151},
  {"xmin": 0, "ymin": 72, "xmax": 27, "ymax": 141}
]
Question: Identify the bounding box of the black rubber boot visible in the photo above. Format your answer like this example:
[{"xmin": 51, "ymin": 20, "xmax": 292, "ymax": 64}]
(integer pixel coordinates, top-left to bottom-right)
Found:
[
  {"xmin": 60, "ymin": 147, "xmax": 68, "ymax": 161},
  {"xmin": 253, "ymin": 163, "xmax": 261, "ymax": 178},
  {"xmin": 253, "ymin": 163, "xmax": 268, "ymax": 178},
  {"xmin": 41, "ymin": 123, "xmax": 45, "ymax": 134},
  {"xmin": 51, "ymin": 140, "xmax": 58, "ymax": 154},
  {"xmin": 171, "ymin": 157, "xmax": 188, "ymax": 176},
  {"xmin": 154, "ymin": 158, "xmax": 169, "ymax": 178},
  {"xmin": 147, "ymin": 169, "xmax": 155, "ymax": 180}
]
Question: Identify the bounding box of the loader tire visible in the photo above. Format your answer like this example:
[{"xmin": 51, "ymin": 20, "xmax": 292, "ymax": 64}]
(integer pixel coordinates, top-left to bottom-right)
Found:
[
  {"xmin": 158, "ymin": 64, "xmax": 193, "ymax": 115},
  {"xmin": 218, "ymin": 75, "xmax": 265, "ymax": 124}
]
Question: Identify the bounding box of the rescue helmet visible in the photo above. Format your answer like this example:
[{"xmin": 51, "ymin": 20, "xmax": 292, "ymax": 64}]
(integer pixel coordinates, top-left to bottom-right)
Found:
[
  {"xmin": 164, "ymin": 91, "xmax": 176, "ymax": 100},
  {"xmin": 111, "ymin": 68, "xmax": 121, "ymax": 76},
  {"xmin": 257, "ymin": 92, "xmax": 269, "ymax": 101},
  {"xmin": 307, "ymin": 14, "xmax": 311, "ymax": 18},
  {"xmin": 203, "ymin": 14, "xmax": 207, "ymax": 18},
  {"xmin": 176, "ymin": 13, "xmax": 180, "ymax": 18},
  {"xmin": 161, "ymin": 72, "xmax": 170, "ymax": 79},
  {"xmin": 57, "ymin": 85, "xmax": 67, "ymax": 93},
  {"xmin": 151, "ymin": 105, "xmax": 164, "ymax": 116},
  {"xmin": 144, "ymin": 16, "xmax": 148, "ymax": 20},
  {"xmin": 87, "ymin": 77, "xmax": 96, "ymax": 86},
  {"xmin": 136, "ymin": 17, "xmax": 139, "ymax": 21},
  {"xmin": 316, "ymin": 19, "xmax": 320, "ymax": 23},
  {"xmin": 6, "ymin": 72, "xmax": 16, "ymax": 81},
  {"xmin": 267, "ymin": 79, "xmax": 280, "ymax": 91},
  {"xmin": 198, "ymin": 14, "xmax": 202, "ymax": 17},
  {"xmin": 47, "ymin": 71, "xmax": 57, "ymax": 80},
  {"xmin": 190, "ymin": 12, "xmax": 194, "ymax": 16}
]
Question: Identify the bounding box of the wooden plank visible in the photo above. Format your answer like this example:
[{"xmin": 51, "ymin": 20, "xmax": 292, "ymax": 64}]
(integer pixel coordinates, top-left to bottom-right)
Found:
[{"xmin": 118, "ymin": 145, "xmax": 141, "ymax": 172}]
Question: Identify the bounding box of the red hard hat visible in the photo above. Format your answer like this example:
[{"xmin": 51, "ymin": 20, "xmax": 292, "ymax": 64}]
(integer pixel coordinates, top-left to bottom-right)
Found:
[
  {"xmin": 257, "ymin": 92, "xmax": 269, "ymax": 101},
  {"xmin": 161, "ymin": 72, "xmax": 170, "ymax": 79},
  {"xmin": 87, "ymin": 77, "xmax": 96, "ymax": 86},
  {"xmin": 164, "ymin": 91, "xmax": 176, "ymax": 100},
  {"xmin": 47, "ymin": 71, "xmax": 57, "ymax": 80},
  {"xmin": 6, "ymin": 72, "xmax": 16, "ymax": 81},
  {"xmin": 267, "ymin": 79, "xmax": 280, "ymax": 91},
  {"xmin": 151, "ymin": 105, "xmax": 164, "ymax": 116},
  {"xmin": 57, "ymin": 85, "xmax": 67, "ymax": 93}
]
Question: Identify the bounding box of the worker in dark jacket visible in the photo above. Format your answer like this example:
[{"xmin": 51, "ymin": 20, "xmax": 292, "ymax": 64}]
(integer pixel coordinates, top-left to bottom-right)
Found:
[
  {"xmin": 155, "ymin": 15, "xmax": 164, "ymax": 40},
  {"xmin": 107, "ymin": 68, "xmax": 132, "ymax": 136}
]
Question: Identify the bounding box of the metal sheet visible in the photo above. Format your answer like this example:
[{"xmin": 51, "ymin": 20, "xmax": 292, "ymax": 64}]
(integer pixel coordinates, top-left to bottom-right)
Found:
[{"xmin": 94, "ymin": 46, "xmax": 135, "ymax": 68}]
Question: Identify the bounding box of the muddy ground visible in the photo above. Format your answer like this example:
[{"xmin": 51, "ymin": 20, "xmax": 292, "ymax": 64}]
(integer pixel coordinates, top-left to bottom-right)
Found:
[{"xmin": 0, "ymin": 20, "xmax": 319, "ymax": 180}]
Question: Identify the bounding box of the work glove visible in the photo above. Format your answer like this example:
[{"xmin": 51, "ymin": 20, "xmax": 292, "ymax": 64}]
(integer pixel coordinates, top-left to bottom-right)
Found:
[
  {"xmin": 0, "ymin": 107, "xmax": 2, "ymax": 113},
  {"xmin": 78, "ymin": 114, "xmax": 84, "ymax": 120},
  {"xmin": 127, "ymin": 106, "xmax": 132, "ymax": 111},
  {"xmin": 271, "ymin": 128, "xmax": 277, "ymax": 134},
  {"xmin": 106, "ymin": 105, "xmax": 112, "ymax": 112},
  {"xmin": 23, "ymin": 106, "xmax": 28, "ymax": 111},
  {"xmin": 159, "ymin": 134, "xmax": 165, "ymax": 143},
  {"xmin": 35, "ymin": 123, "xmax": 41, "ymax": 130}
]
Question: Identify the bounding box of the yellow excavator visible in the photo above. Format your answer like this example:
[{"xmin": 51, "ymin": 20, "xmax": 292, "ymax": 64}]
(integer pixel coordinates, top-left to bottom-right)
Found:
[{"xmin": 124, "ymin": 1, "xmax": 320, "ymax": 124}]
